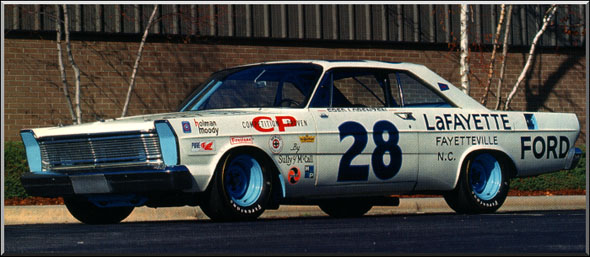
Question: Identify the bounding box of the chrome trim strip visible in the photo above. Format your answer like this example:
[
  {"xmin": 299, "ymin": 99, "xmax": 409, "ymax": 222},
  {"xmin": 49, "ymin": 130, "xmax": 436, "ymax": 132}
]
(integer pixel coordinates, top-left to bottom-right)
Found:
[
  {"xmin": 49, "ymin": 160, "xmax": 165, "ymax": 171},
  {"xmin": 38, "ymin": 133, "xmax": 159, "ymax": 144}
]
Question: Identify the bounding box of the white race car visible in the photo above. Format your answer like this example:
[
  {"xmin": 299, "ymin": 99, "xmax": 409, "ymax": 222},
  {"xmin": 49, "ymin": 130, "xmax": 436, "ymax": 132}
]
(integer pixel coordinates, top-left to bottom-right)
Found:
[{"xmin": 20, "ymin": 60, "xmax": 582, "ymax": 223}]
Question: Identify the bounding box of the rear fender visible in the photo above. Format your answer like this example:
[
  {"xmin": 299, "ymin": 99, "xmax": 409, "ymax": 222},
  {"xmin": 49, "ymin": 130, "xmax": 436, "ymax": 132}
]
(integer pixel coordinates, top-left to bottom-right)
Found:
[{"xmin": 451, "ymin": 146, "xmax": 517, "ymax": 190}]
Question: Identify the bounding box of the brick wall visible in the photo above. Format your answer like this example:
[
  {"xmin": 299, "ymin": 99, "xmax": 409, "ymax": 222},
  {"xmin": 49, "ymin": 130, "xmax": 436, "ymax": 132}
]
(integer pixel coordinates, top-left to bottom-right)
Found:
[{"xmin": 3, "ymin": 38, "xmax": 586, "ymax": 145}]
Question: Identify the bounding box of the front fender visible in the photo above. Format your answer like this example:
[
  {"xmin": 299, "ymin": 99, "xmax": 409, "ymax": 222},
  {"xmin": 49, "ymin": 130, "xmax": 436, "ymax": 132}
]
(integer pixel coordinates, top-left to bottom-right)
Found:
[{"xmin": 182, "ymin": 138, "xmax": 281, "ymax": 193}]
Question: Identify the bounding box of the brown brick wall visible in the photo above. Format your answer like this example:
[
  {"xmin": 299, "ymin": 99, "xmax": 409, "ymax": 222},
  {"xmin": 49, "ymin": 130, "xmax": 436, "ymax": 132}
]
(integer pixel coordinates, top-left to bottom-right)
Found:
[{"xmin": 3, "ymin": 38, "xmax": 586, "ymax": 145}]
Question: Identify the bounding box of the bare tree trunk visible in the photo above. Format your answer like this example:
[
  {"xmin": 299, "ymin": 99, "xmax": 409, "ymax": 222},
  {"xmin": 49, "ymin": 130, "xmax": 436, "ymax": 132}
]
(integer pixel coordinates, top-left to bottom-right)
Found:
[
  {"xmin": 480, "ymin": 4, "xmax": 506, "ymax": 106},
  {"xmin": 495, "ymin": 5, "xmax": 513, "ymax": 110},
  {"xmin": 121, "ymin": 5, "xmax": 159, "ymax": 118},
  {"xmin": 55, "ymin": 5, "xmax": 76, "ymax": 123},
  {"xmin": 63, "ymin": 5, "xmax": 82, "ymax": 124},
  {"xmin": 504, "ymin": 5, "xmax": 558, "ymax": 111},
  {"xmin": 459, "ymin": 4, "xmax": 470, "ymax": 95},
  {"xmin": 62, "ymin": 4, "xmax": 82, "ymax": 124}
]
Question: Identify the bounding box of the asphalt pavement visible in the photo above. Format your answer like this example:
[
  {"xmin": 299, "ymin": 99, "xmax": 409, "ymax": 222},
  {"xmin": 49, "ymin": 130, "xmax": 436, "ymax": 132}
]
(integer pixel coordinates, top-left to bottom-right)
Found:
[{"xmin": 3, "ymin": 195, "xmax": 587, "ymax": 225}]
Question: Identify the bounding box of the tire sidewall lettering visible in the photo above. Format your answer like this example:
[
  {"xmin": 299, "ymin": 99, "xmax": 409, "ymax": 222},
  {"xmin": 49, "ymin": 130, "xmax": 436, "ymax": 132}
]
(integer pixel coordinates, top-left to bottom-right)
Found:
[{"xmin": 221, "ymin": 153, "xmax": 269, "ymax": 217}]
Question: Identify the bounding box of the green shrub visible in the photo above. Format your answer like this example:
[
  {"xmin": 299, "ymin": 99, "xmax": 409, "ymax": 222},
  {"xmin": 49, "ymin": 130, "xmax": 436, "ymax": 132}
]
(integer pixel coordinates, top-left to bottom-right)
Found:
[
  {"xmin": 510, "ymin": 145, "xmax": 586, "ymax": 191},
  {"xmin": 4, "ymin": 141, "xmax": 30, "ymax": 199}
]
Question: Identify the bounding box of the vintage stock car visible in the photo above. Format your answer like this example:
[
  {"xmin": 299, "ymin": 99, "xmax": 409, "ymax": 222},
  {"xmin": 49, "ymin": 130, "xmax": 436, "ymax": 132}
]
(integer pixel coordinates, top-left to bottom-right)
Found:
[{"xmin": 20, "ymin": 60, "xmax": 582, "ymax": 224}]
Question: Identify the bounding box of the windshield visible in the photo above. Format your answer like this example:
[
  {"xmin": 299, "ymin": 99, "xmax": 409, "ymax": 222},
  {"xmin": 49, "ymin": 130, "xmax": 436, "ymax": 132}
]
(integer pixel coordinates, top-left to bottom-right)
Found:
[{"xmin": 179, "ymin": 63, "xmax": 323, "ymax": 111}]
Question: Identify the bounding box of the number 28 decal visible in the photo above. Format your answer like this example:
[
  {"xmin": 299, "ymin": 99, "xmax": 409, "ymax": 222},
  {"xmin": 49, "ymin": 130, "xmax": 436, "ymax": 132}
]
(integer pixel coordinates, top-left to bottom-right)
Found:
[{"xmin": 338, "ymin": 120, "xmax": 402, "ymax": 181}]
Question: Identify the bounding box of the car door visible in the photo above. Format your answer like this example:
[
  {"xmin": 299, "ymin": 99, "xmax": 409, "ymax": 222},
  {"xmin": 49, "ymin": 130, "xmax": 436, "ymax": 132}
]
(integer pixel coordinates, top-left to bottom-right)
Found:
[
  {"xmin": 309, "ymin": 68, "xmax": 418, "ymax": 193},
  {"xmin": 386, "ymin": 71, "xmax": 464, "ymax": 191}
]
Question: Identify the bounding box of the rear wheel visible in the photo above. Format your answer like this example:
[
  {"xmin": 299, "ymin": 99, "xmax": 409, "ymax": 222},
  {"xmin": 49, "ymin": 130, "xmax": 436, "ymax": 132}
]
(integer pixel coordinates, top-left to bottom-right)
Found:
[
  {"xmin": 319, "ymin": 198, "xmax": 373, "ymax": 218},
  {"xmin": 64, "ymin": 197, "xmax": 134, "ymax": 224},
  {"xmin": 444, "ymin": 152, "xmax": 510, "ymax": 214},
  {"xmin": 200, "ymin": 151, "xmax": 272, "ymax": 221}
]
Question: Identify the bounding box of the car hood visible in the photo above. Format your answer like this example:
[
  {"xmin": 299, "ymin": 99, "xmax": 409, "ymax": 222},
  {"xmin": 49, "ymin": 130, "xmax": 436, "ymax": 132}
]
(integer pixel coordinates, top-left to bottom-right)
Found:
[{"xmin": 29, "ymin": 109, "xmax": 271, "ymax": 138}]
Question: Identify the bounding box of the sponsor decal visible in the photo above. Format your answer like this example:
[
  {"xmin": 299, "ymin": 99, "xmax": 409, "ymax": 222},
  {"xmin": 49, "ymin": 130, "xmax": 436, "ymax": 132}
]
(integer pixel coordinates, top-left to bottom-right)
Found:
[
  {"xmin": 521, "ymin": 136, "xmax": 569, "ymax": 160},
  {"xmin": 304, "ymin": 165, "xmax": 315, "ymax": 179},
  {"xmin": 269, "ymin": 135, "xmax": 283, "ymax": 154},
  {"xmin": 182, "ymin": 121, "xmax": 191, "ymax": 133},
  {"xmin": 424, "ymin": 113, "xmax": 511, "ymax": 131},
  {"xmin": 277, "ymin": 154, "xmax": 313, "ymax": 166},
  {"xmin": 243, "ymin": 116, "xmax": 308, "ymax": 133},
  {"xmin": 193, "ymin": 119, "xmax": 219, "ymax": 136},
  {"xmin": 230, "ymin": 136, "xmax": 253, "ymax": 145},
  {"xmin": 191, "ymin": 141, "xmax": 215, "ymax": 152},
  {"xmin": 438, "ymin": 82, "xmax": 449, "ymax": 91},
  {"xmin": 288, "ymin": 166, "xmax": 301, "ymax": 184},
  {"xmin": 299, "ymin": 134, "xmax": 315, "ymax": 143}
]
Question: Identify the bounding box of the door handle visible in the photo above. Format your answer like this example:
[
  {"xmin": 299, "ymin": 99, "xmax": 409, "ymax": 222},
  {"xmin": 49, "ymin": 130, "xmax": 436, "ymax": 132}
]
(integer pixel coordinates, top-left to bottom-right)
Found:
[{"xmin": 395, "ymin": 112, "xmax": 415, "ymax": 120}]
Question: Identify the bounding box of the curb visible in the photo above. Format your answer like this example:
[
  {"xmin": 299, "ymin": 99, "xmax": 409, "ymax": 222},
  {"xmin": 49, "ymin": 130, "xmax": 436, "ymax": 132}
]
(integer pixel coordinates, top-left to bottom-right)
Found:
[{"xmin": 3, "ymin": 195, "xmax": 586, "ymax": 225}]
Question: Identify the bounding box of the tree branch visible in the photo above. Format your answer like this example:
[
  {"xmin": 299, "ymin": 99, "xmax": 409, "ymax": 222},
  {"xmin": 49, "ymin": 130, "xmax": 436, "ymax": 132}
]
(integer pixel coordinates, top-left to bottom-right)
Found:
[
  {"xmin": 480, "ymin": 4, "xmax": 506, "ymax": 106},
  {"xmin": 504, "ymin": 5, "xmax": 558, "ymax": 111},
  {"xmin": 121, "ymin": 4, "xmax": 159, "ymax": 118},
  {"xmin": 495, "ymin": 5, "xmax": 513, "ymax": 110}
]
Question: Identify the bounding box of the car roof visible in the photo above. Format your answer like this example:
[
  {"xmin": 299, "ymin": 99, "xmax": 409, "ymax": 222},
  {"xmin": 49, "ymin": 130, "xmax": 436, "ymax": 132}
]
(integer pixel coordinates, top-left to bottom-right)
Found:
[
  {"xmin": 231, "ymin": 60, "xmax": 488, "ymax": 110},
  {"xmin": 237, "ymin": 59, "xmax": 422, "ymax": 70}
]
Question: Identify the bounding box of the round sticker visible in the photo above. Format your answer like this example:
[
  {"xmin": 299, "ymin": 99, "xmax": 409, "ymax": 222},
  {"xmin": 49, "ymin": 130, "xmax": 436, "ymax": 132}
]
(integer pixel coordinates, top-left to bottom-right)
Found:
[
  {"xmin": 288, "ymin": 166, "xmax": 300, "ymax": 184},
  {"xmin": 269, "ymin": 135, "xmax": 283, "ymax": 154}
]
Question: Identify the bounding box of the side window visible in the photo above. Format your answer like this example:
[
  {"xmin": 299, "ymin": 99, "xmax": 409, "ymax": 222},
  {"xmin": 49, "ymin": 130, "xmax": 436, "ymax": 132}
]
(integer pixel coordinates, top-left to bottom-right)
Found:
[
  {"xmin": 310, "ymin": 68, "xmax": 391, "ymax": 108},
  {"xmin": 390, "ymin": 72, "xmax": 450, "ymax": 107},
  {"xmin": 332, "ymin": 74, "xmax": 386, "ymax": 107},
  {"xmin": 282, "ymin": 82, "xmax": 305, "ymax": 106}
]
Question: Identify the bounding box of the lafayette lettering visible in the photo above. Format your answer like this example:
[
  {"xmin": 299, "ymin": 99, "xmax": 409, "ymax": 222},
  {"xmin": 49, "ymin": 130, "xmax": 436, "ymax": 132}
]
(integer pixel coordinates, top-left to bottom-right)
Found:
[{"xmin": 424, "ymin": 113, "xmax": 511, "ymax": 131}]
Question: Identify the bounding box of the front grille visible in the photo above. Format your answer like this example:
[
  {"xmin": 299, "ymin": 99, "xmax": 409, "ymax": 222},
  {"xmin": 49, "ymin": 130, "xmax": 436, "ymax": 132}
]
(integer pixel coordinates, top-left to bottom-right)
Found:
[{"xmin": 39, "ymin": 131, "xmax": 163, "ymax": 172}]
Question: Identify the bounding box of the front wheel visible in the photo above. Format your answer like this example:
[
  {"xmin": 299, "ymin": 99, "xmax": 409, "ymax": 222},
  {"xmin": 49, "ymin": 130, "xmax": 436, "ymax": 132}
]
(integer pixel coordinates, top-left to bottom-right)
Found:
[
  {"xmin": 64, "ymin": 197, "xmax": 134, "ymax": 224},
  {"xmin": 200, "ymin": 151, "xmax": 273, "ymax": 222},
  {"xmin": 443, "ymin": 152, "xmax": 510, "ymax": 214}
]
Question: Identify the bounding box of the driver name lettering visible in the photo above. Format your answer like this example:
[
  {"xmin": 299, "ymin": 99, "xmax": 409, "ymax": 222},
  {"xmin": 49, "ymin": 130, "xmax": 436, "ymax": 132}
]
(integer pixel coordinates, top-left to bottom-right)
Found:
[
  {"xmin": 277, "ymin": 154, "xmax": 314, "ymax": 166},
  {"xmin": 327, "ymin": 107, "xmax": 387, "ymax": 112},
  {"xmin": 424, "ymin": 113, "xmax": 511, "ymax": 131}
]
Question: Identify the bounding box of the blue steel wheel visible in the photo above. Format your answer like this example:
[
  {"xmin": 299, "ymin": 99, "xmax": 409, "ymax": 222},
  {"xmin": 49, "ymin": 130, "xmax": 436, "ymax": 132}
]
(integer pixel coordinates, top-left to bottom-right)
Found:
[
  {"xmin": 224, "ymin": 154, "xmax": 264, "ymax": 208},
  {"xmin": 200, "ymin": 150, "xmax": 273, "ymax": 222},
  {"xmin": 468, "ymin": 153, "xmax": 502, "ymax": 201},
  {"xmin": 443, "ymin": 152, "xmax": 510, "ymax": 214}
]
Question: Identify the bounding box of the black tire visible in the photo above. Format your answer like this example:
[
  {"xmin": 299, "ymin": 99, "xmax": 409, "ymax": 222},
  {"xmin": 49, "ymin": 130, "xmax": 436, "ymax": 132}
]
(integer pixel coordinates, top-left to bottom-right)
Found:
[
  {"xmin": 319, "ymin": 198, "xmax": 373, "ymax": 218},
  {"xmin": 443, "ymin": 152, "xmax": 510, "ymax": 214},
  {"xmin": 200, "ymin": 150, "xmax": 273, "ymax": 222},
  {"xmin": 64, "ymin": 197, "xmax": 134, "ymax": 224}
]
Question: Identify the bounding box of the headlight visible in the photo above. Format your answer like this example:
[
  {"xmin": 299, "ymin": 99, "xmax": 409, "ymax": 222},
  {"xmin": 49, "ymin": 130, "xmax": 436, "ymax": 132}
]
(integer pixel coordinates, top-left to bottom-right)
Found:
[
  {"xmin": 20, "ymin": 130, "xmax": 42, "ymax": 172},
  {"xmin": 154, "ymin": 120, "xmax": 179, "ymax": 166}
]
